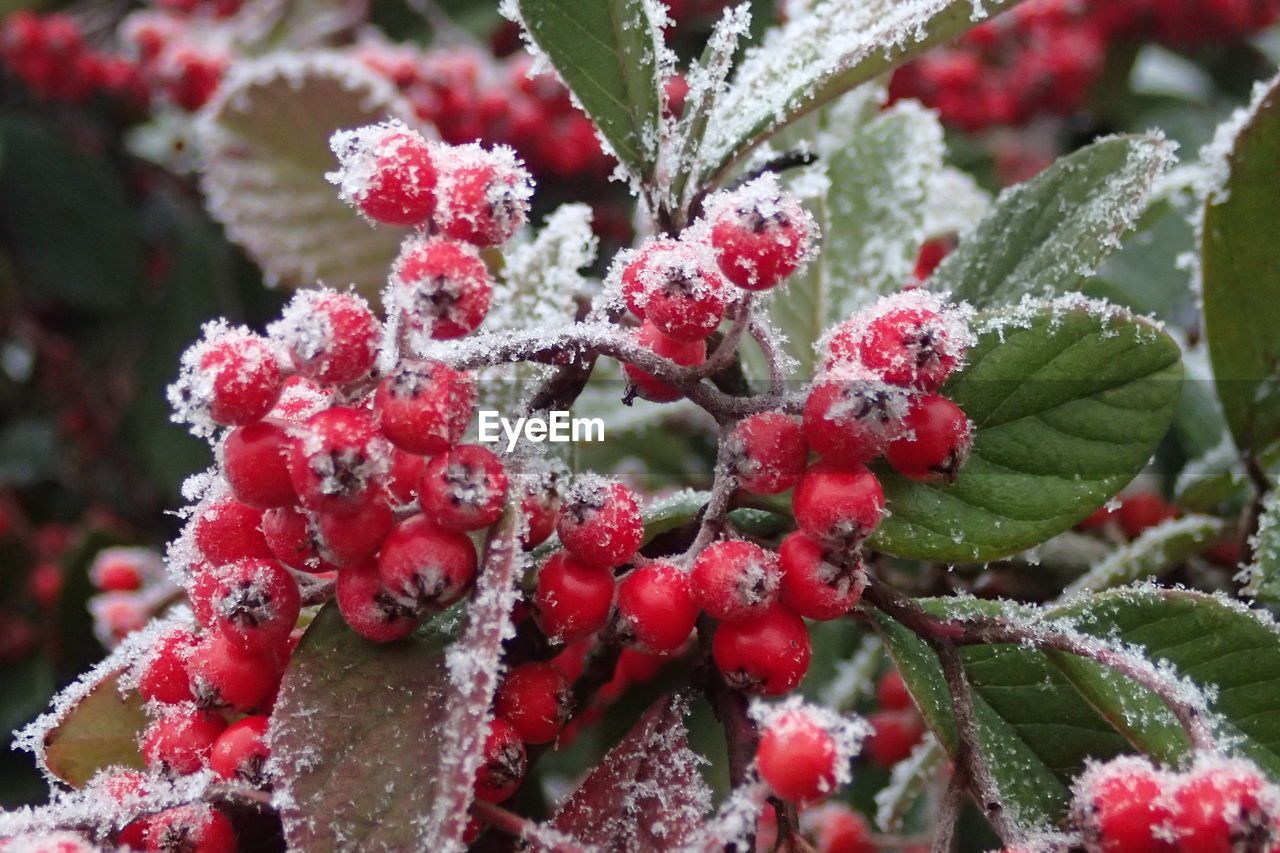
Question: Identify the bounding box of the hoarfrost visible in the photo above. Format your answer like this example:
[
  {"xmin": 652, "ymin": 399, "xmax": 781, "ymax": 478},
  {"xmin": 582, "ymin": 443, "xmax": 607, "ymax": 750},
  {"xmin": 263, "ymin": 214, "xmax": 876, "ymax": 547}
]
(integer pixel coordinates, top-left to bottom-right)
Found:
[
  {"xmin": 873, "ymin": 735, "xmax": 944, "ymax": 832},
  {"xmin": 1063, "ymin": 515, "xmax": 1229, "ymax": 597}
]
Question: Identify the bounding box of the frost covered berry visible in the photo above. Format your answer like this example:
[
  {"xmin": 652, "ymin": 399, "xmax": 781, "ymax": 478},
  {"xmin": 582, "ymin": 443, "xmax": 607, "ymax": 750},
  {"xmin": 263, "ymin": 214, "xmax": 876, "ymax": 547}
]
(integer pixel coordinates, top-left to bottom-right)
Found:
[
  {"xmin": 171, "ymin": 326, "xmax": 283, "ymax": 429},
  {"xmin": 143, "ymin": 804, "xmax": 236, "ymax": 853},
  {"xmin": 197, "ymin": 558, "xmax": 300, "ymax": 654},
  {"xmin": 623, "ymin": 321, "xmax": 706, "ymax": 403},
  {"xmin": 556, "ymin": 477, "xmax": 643, "ymax": 568},
  {"xmin": 690, "ymin": 540, "xmax": 781, "ymax": 623},
  {"xmin": 758, "ymin": 709, "xmax": 840, "ymax": 803},
  {"xmin": 778, "ymin": 531, "xmax": 865, "ymax": 621},
  {"xmin": 187, "ymin": 630, "xmax": 284, "ymax": 713},
  {"xmin": 534, "ymin": 550, "xmax": 615, "ymax": 643},
  {"xmin": 474, "ymin": 718, "xmax": 527, "ymax": 803},
  {"xmin": 418, "ymin": 444, "xmax": 510, "ymax": 532},
  {"xmin": 271, "ymin": 290, "xmax": 380, "ymax": 385},
  {"xmin": 838, "ymin": 298, "xmax": 965, "ymax": 391},
  {"xmin": 803, "ymin": 372, "xmax": 911, "ymax": 464},
  {"xmin": 712, "ymin": 604, "xmax": 811, "ymax": 695},
  {"xmin": 222, "ymin": 420, "xmax": 296, "ymax": 509},
  {"xmin": 315, "ymin": 498, "xmax": 393, "ymax": 566},
  {"xmin": 192, "ymin": 496, "xmax": 272, "ymax": 564},
  {"xmin": 884, "ymin": 394, "xmax": 973, "ymax": 482},
  {"xmin": 287, "ymin": 406, "xmax": 391, "ymax": 515},
  {"xmin": 519, "ymin": 471, "xmax": 561, "ymax": 549},
  {"xmin": 336, "ymin": 559, "xmax": 421, "ymax": 642},
  {"xmin": 726, "ymin": 412, "xmax": 808, "ymax": 495},
  {"xmin": 136, "ymin": 626, "xmax": 199, "ymax": 705},
  {"xmin": 495, "ymin": 662, "xmax": 572, "ymax": 744},
  {"xmin": 706, "ymin": 174, "xmax": 815, "ymax": 291},
  {"xmin": 141, "ymin": 708, "xmax": 227, "ymax": 776},
  {"xmin": 374, "ymin": 358, "xmax": 475, "ymax": 455},
  {"xmin": 262, "ymin": 505, "xmax": 325, "ymax": 572},
  {"xmin": 620, "ymin": 238, "xmax": 729, "ymax": 342},
  {"xmin": 210, "ymin": 714, "xmax": 270, "ymax": 786},
  {"xmin": 1074, "ymin": 758, "xmax": 1177, "ymax": 853},
  {"xmin": 613, "ymin": 562, "xmax": 698, "ymax": 654},
  {"xmin": 390, "ymin": 238, "xmax": 492, "ymax": 341},
  {"xmin": 376, "ymin": 514, "xmax": 478, "ymax": 615},
  {"xmin": 434, "ymin": 144, "xmax": 532, "ymax": 247},
  {"xmin": 329, "ymin": 123, "xmax": 437, "ymax": 227},
  {"xmin": 792, "ymin": 462, "xmax": 885, "ymax": 549},
  {"xmin": 1169, "ymin": 759, "xmax": 1278, "ymax": 853},
  {"xmin": 810, "ymin": 805, "xmax": 877, "ymax": 853}
]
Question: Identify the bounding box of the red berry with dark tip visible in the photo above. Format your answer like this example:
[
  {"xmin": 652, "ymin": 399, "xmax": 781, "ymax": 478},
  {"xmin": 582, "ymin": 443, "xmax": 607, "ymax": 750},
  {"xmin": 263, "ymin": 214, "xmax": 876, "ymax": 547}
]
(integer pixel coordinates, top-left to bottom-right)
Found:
[
  {"xmin": 419, "ymin": 444, "xmax": 509, "ymax": 531},
  {"xmin": 374, "ymin": 359, "xmax": 475, "ymax": 456},
  {"xmin": 274, "ymin": 290, "xmax": 380, "ymax": 385},
  {"xmin": 621, "ymin": 239, "xmax": 729, "ymax": 342},
  {"xmin": 336, "ymin": 560, "xmax": 422, "ymax": 642},
  {"xmin": 391, "ymin": 239, "xmax": 492, "ymax": 341},
  {"xmin": 142, "ymin": 709, "xmax": 227, "ymax": 776},
  {"xmin": 707, "ymin": 175, "xmax": 814, "ymax": 291},
  {"xmin": 803, "ymin": 374, "xmax": 909, "ymax": 465},
  {"xmin": 474, "ymin": 718, "xmax": 526, "ymax": 803},
  {"xmin": 855, "ymin": 305, "xmax": 963, "ymax": 391},
  {"xmin": 210, "ymin": 714, "xmax": 270, "ymax": 786},
  {"xmin": 287, "ymin": 406, "xmax": 390, "ymax": 515},
  {"xmin": 792, "ymin": 462, "xmax": 885, "ymax": 549},
  {"xmin": 332, "ymin": 125, "xmax": 437, "ymax": 227},
  {"xmin": 197, "ymin": 557, "xmax": 300, "ymax": 653},
  {"xmin": 690, "ymin": 540, "xmax": 781, "ymax": 623},
  {"xmin": 262, "ymin": 505, "xmax": 325, "ymax": 573},
  {"xmin": 712, "ymin": 604, "xmax": 811, "ymax": 695},
  {"xmin": 884, "ymin": 394, "xmax": 973, "ymax": 482},
  {"xmin": 778, "ymin": 531, "xmax": 865, "ymax": 621},
  {"xmin": 182, "ymin": 331, "xmax": 283, "ymax": 427},
  {"xmin": 758, "ymin": 709, "xmax": 840, "ymax": 803},
  {"xmin": 144, "ymin": 804, "xmax": 236, "ymax": 853},
  {"xmin": 556, "ymin": 477, "xmax": 643, "ymax": 568},
  {"xmin": 534, "ymin": 550, "xmax": 615, "ymax": 643},
  {"xmin": 187, "ymin": 631, "xmax": 284, "ymax": 713},
  {"xmin": 376, "ymin": 514, "xmax": 478, "ymax": 615},
  {"xmin": 434, "ymin": 145, "xmax": 531, "ymax": 247},
  {"xmin": 495, "ymin": 662, "xmax": 571, "ymax": 745},
  {"xmin": 613, "ymin": 562, "xmax": 697, "ymax": 654},
  {"xmin": 726, "ymin": 412, "xmax": 808, "ymax": 495}
]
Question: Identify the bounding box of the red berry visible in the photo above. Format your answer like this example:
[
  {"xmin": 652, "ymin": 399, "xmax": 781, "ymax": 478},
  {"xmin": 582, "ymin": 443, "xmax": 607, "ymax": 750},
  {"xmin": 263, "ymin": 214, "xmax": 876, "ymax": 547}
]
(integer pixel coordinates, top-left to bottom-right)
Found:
[
  {"xmin": 792, "ymin": 462, "xmax": 885, "ymax": 549},
  {"xmin": 884, "ymin": 394, "xmax": 973, "ymax": 482},
  {"xmin": 707, "ymin": 175, "xmax": 814, "ymax": 291},
  {"xmin": 331, "ymin": 123, "xmax": 437, "ymax": 227},
  {"xmin": 474, "ymin": 718, "xmax": 527, "ymax": 803},
  {"xmin": 88, "ymin": 548, "xmax": 154, "ymax": 593},
  {"xmin": 374, "ymin": 359, "xmax": 475, "ymax": 455},
  {"xmin": 419, "ymin": 444, "xmax": 510, "ymax": 532},
  {"xmin": 262, "ymin": 505, "xmax": 326, "ymax": 572},
  {"xmin": 534, "ymin": 550, "xmax": 615, "ymax": 643},
  {"xmin": 192, "ymin": 496, "xmax": 272, "ymax": 564},
  {"xmin": 142, "ymin": 708, "xmax": 227, "ymax": 775},
  {"xmin": 197, "ymin": 558, "xmax": 300, "ymax": 653},
  {"xmin": 863, "ymin": 710, "xmax": 925, "ymax": 767},
  {"xmin": 315, "ymin": 498, "xmax": 393, "ymax": 565},
  {"xmin": 712, "ymin": 604, "xmax": 811, "ymax": 695},
  {"xmin": 495, "ymin": 662, "xmax": 571, "ymax": 744},
  {"xmin": 777, "ymin": 532, "xmax": 865, "ymax": 621},
  {"xmin": 188, "ymin": 631, "xmax": 284, "ymax": 713},
  {"xmin": 273, "ymin": 290, "xmax": 380, "ymax": 385},
  {"xmin": 1075, "ymin": 759, "xmax": 1177, "ymax": 853},
  {"xmin": 758, "ymin": 710, "xmax": 839, "ymax": 802},
  {"xmin": 287, "ymin": 406, "xmax": 391, "ymax": 515},
  {"xmin": 336, "ymin": 560, "xmax": 422, "ymax": 642},
  {"xmin": 623, "ymin": 322, "xmax": 705, "ymax": 403},
  {"xmin": 377, "ymin": 514, "xmax": 478, "ymax": 615},
  {"xmin": 519, "ymin": 471, "xmax": 561, "ymax": 549},
  {"xmin": 174, "ymin": 328, "xmax": 283, "ymax": 428},
  {"xmin": 434, "ymin": 144, "xmax": 532, "ymax": 247},
  {"xmin": 556, "ymin": 477, "xmax": 643, "ymax": 568},
  {"xmin": 222, "ymin": 420, "xmax": 297, "ymax": 508},
  {"xmin": 876, "ymin": 670, "xmax": 912, "ymax": 712},
  {"xmin": 854, "ymin": 304, "xmax": 963, "ymax": 391},
  {"xmin": 137, "ymin": 627, "xmax": 199, "ymax": 706},
  {"xmin": 384, "ymin": 447, "xmax": 427, "ymax": 508},
  {"xmin": 210, "ymin": 714, "xmax": 270, "ymax": 786},
  {"xmin": 1169, "ymin": 762, "xmax": 1276, "ymax": 853},
  {"xmin": 726, "ymin": 413, "xmax": 808, "ymax": 495},
  {"xmin": 613, "ymin": 562, "xmax": 697, "ymax": 654},
  {"xmin": 144, "ymin": 804, "xmax": 236, "ymax": 853},
  {"xmin": 620, "ymin": 239, "xmax": 729, "ymax": 342},
  {"xmin": 802, "ymin": 373, "xmax": 910, "ymax": 464},
  {"xmin": 391, "ymin": 239, "xmax": 492, "ymax": 341},
  {"xmin": 812, "ymin": 805, "xmax": 877, "ymax": 853},
  {"xmin": 690, "ymin": 540, "xmax": 781, "ymax": 623},
  {"xmin": 1116, "ymin": 493, "xmax": 1179, "ymax": 540}
]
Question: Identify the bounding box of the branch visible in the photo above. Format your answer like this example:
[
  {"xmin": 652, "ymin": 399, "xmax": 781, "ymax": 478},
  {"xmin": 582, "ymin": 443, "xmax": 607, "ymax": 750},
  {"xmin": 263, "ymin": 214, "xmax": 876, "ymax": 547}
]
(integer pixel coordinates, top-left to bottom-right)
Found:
[
  {"xmin": 681, "ymin": 436, "xmax": 740, "ymax": 564},
  {"xmin": 470, "ymin": 800, "xmax": 588, "ymax": 853},
  {"xmin": 697, "ymin": 617, "xmax": 759, "ymax": 788},
  {"xmin": 698, "ymin": 296, "xmax": 755, "ymax": 379},
  {"xmin": 930, "ymin": 766, "xmax": 966, "ymax": 853},
  {"xmin": 749, "ymin": 321, "xmax": 788, "ymax": 396}
]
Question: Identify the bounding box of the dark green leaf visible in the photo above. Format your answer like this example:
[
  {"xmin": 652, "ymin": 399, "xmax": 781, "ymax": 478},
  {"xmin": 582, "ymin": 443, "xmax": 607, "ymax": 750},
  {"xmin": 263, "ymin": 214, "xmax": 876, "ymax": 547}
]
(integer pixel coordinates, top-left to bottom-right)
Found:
[
  {"xmin": 42, "ymin": 670, "xmax": 148, "ymax": 787},
  {"xmin": 1201, "ymin": 74, "xmax": 1280, "ymax": 454},
  {"xmin": 869, "ymin": 303, "xmax": 1183, "ymax": 562},
  {"xmin": 513, "ymin": 0, "xmax": 662, "ymax": 178},
  {"xmin": 931, "ymin": 135, "xmax": 1173, "ymax": 309}
]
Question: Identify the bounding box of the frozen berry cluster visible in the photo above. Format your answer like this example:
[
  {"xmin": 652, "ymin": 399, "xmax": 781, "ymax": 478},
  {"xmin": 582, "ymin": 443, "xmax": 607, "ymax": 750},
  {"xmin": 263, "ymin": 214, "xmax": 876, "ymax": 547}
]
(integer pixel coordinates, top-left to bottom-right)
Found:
[
  {"xmin": 87, "ymin": 548, "xmax": 179, "ymax": 649},
  {"xmin": 0, "ymin": 12, "xmax": 148, "ymax": 107},
  {"xmin": 1072, "ymin": 754, "xmax": 1280, "ymax": 853},
  {"xmin": 890, "ymin": 0, "xmax": 1280, "ymax": 132}
]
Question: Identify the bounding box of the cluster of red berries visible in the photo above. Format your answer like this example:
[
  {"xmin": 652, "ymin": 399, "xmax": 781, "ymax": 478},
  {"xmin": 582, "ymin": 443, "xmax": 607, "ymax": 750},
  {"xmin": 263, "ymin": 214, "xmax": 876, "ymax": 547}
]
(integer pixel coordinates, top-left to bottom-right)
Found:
[
  {"xmin": 617, "ymin": 173, "xmax": 817, "ymax": 402},
  {"xmin": 890, "ymin": 0, "xmax": 1280, "ymax": 131},
  {"xmin": 863, "ymin": 669, "xmax": 927, "ymax": 768},
  {"xmin": 1072, "ymin": 754, "xmax": 1280, "ymax": 853},
  {"xmin": 87, "ymin": 548, "xmax": 178, "ymax": 649},
  {"xmin": 0, "ymin": 12, "xmax": 148, "ymax": 107},
  {"xmin": 120, "ymin": 10, "xmax": 230, "ymax": 112},
  {"xmin": 1078, "ymin": 490, "xmax": 1181, "ymax": 540},
  {"xmin": 355, "ymin": 45, "xmax": 614, "ymax": 182}
]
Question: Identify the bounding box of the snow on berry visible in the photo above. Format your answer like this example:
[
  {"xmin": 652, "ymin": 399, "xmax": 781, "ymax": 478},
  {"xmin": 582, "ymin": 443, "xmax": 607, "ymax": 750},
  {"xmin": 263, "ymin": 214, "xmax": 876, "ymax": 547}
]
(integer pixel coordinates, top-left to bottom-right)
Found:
[
  {"xmin": 386, "ymin": 237, "xmax": 493, "ymax": 345},
  {"xmin": 268, "ymin": 289, "xmax": 380, "ymax": 386},
  {"xmin": 752, "ymin": 698, "xmax": 867, "ymax": 802},
  {"xmin": 432, "ymin": 142, "xmax": 533, "ymax": 247},
  {"xmin": 168, "ymin": 321, "xmax": 284, "ymax": 435},
  {"xmin": 725, "ymin": 412, "xmax": 808, "ymax": 495},
  {"xmin": 328, "ymin": 120, "xmax": 438, "ymax": 227},
  {"xmin": 702, "ymin": 173, "xmax": 818, "ymax": 291},
  {"xmin": 556, "ymin": 475, "xmax": 643, "ymax": 568},
  {"xmin": 617, "ymin": 237, "xmax": 730, "ymax": 340},
  {"xmin": 690, "ymin": 540, "xmax": 782, "ymax": 623},
  {"xmin": 883, "ymin": 393, "xmax": 974, "ymax": 482},
  {"xmin": 802, "ymin": 366, "xmax": 914, "ymax": 464}
]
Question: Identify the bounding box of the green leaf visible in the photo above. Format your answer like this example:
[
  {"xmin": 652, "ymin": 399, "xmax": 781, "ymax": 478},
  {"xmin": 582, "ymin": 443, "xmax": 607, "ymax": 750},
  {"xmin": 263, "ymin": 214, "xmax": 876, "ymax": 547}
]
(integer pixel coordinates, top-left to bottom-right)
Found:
[
  {"xmin": 0, "ymin": 115, "xmax": 143, "ymax": 313},
  {"xmin": 694, "ymin": 0, "xmax": 1024, "ymax": 187},
  {"xmin": 872, "ymin": 599, "xmax": 1131, "ymax": 829},
  {"xmin": 198, "ymin": 54, "xmax": 411, "ymax": 296},
  {"xmin": 931, "ymin": 135, "xmax": 1174, "ymax": 309},
  {"xmin": 512, "ymin": 0, "xmax": 663, "ymax": 179},
  {"xmin": 1201, "ymin": 73, "xmax": 1280, "ymax": 455},
  {"xmin": 42, "ymin": 671, "xmax": 148, "ymax": 787},
  {"xmin": 271, "ymin": 603, "xmax": 457, "ymax": 852},
  {"xmin": 1062, "ymin": 514, "xmax": 1229, "ymax": 596},
  {"xmin": 1047, "ymin": 588, "xmax": 1280, "ymax": 779},
  {"xmin": 869, "ymin": 301, "xmax": 1183, "ymax": 562},
  {"xmin": 642, "ymin": 490, "xmax": 711, "ymax": 544},
  {"xmin": 1244, "ymin": 492, "xmax": 1280, "ymax": 603}
]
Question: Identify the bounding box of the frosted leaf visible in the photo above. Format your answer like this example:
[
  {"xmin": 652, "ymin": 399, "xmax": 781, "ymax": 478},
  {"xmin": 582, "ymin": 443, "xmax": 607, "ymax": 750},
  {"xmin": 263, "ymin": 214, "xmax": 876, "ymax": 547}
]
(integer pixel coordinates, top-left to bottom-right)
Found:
[
  {"xmin": 197, "ymin": 52, "xmax": 417, "ymax": 295},
  {"xmin": 1063, "ymin": 514, "xmax": 1229, "ymax": 597},
  {"xmin": 874, "ymin": 735, "xmax": 944, "ymax": 832},
  {"xmin": 1242, "ymin": 491, "xmax": 1280, "ymax": 601},
  {"xmin": 550, "ymin": 694, "xmax": 711, "ymax": 852},
  {"xmin": 923, "ymin": 166, "xmax": 991, "ymax": 239},
  {"xmin": 818, "ymin": 634, "xmax": 883, "ymax": 711},
  {"xmin": 487, "ymin": 203, "xmax": 598, "ymax": 333}
]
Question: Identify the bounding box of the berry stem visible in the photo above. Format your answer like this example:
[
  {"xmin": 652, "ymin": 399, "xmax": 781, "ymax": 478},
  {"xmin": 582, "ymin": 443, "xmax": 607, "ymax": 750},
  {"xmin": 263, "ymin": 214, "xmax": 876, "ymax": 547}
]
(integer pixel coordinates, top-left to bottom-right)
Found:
[
  {"xmin": 931, "ymin": 767, "xmax": 966, "ymax": 853},
  {"xmin": 697, "ymin": 295, "xmax": 755, "ymax": 379},
  {"xmin": 749, "ymin": 320, "xmax": 787, "ymax": 396},
  {"xmin": 469, "ymin": 799, "xmax": 587, "ymax": 852},
  {"xmin": 697, "ymin": 617, "xmax": 759, "ymax": 788},
  {"xmin": 681, "ymin": 438, "xmax": 740, "ymax": 565}
]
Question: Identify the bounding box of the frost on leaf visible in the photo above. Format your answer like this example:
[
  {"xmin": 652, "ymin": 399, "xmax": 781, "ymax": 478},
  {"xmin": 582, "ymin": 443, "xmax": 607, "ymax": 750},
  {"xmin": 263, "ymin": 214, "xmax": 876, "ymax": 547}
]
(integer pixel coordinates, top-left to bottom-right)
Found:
[
  {"xmin": 549, "ymin": 694, "xmax": 711, "ymax": 853},
  {"xmin": 874, "ymin": 735, "xmax": 944, "ymax": 832},
  {"xmin": 197, "ymin": 52, "xmax": 416, "ymax": 295},
  {"xmin": 1063, "ymin": 514, "xmax": 1229, "ymax": 597},
  {"xmin": 1243, "ymin": 491, "xmax": 1280, "ymax": 603},
  {"xmin": 694, "ymin": 0, "xmax": 1022, "ymax": 185}
]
